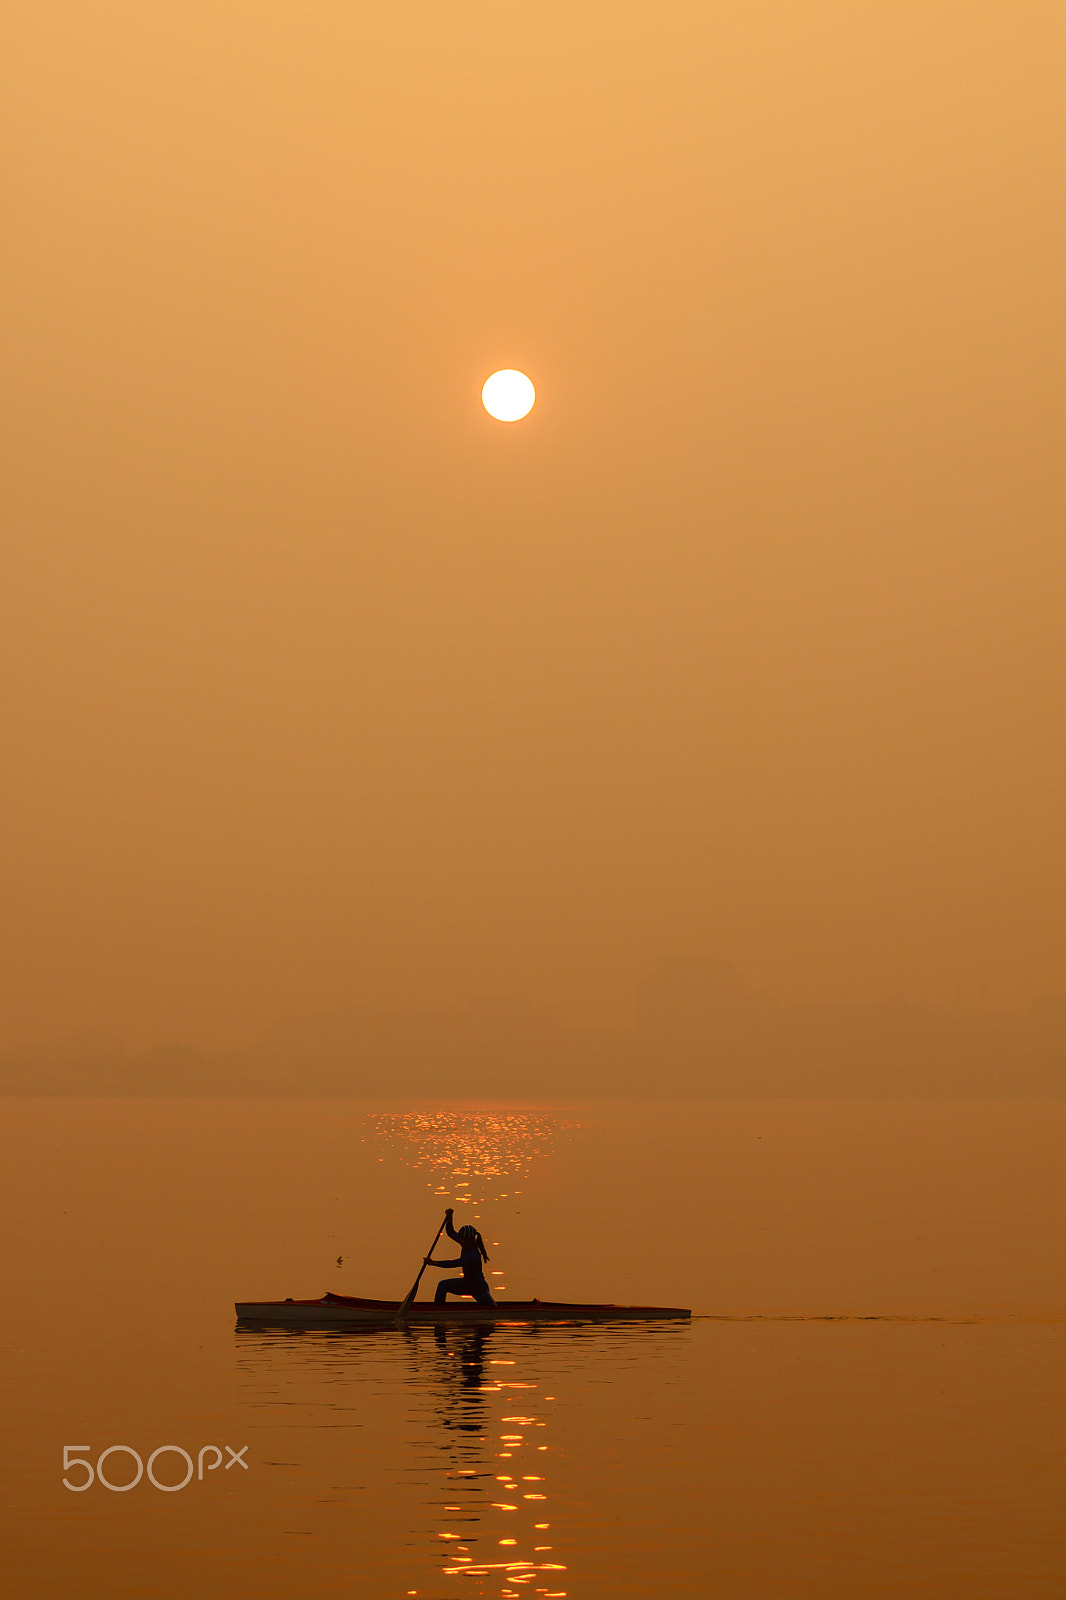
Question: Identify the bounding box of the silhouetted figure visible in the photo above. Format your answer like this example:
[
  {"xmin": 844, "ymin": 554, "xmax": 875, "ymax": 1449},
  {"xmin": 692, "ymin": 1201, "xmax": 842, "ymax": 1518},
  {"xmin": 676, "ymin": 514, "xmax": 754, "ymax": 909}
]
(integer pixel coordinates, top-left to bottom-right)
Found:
[{"xmin": 425, "ymin": 1209, "xmax": 495, "ymax": 1306}]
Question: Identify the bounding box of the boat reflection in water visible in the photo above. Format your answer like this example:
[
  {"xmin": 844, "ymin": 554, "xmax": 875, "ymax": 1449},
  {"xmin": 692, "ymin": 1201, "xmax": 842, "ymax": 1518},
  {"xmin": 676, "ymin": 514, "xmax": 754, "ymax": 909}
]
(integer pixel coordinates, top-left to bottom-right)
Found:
[
  {"xmin": 415, "ymin": 1321, "xmax": 567, "ymax": 1597},
  {"xmin": 235, "ymin": 1319, "xmax": 572, "ymax": 1598}
]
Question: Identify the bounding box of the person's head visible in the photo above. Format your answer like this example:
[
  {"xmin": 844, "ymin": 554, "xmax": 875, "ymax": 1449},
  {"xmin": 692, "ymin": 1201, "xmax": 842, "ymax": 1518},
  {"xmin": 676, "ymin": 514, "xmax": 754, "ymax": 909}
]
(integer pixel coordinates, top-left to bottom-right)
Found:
[{"xmin": 457, "ymin": 1224, "xmax": 490, "ymax": 1262}]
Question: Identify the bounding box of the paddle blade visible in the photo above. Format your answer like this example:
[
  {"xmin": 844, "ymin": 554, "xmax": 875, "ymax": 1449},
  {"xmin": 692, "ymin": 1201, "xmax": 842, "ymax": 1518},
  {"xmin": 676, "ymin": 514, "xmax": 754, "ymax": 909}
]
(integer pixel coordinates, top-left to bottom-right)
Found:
[
  {"xmin": 398, "ymin": 1274, "xmax": 421, "ymax": 1315},
  {"xmin": 397, "ymin": 1213, "xmax": 449, "ymax": 1319}
]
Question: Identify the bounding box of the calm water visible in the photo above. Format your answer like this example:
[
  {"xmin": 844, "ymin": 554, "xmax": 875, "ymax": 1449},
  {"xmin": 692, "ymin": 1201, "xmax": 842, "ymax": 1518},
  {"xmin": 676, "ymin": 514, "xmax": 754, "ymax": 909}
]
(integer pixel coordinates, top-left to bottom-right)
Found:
[{"xmin": 2, "ymin": 1097, "xmax": 1065, "ymax": 1596}]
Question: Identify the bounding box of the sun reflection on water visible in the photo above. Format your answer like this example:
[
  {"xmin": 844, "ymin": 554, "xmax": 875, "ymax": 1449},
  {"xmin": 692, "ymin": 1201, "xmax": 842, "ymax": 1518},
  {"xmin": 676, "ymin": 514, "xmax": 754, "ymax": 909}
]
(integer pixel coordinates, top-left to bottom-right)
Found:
[
  {"xmin": 364, "ymin": 1109, "xmax": 580, "ymax": 1211},
  {"xmin": 235, "ymin": 1318, "xmax": 691, "ymax": 1599},
  {"xmin": 418, "ymin": 1322, "xmax": 568, "ymax": 1596}
]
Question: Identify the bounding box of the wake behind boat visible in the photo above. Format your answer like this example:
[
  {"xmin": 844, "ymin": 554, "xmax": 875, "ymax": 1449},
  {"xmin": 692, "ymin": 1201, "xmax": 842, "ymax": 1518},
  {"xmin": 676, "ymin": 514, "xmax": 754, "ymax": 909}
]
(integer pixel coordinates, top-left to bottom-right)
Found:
[{"xmin": 235, "ymin": 1291, "xmax": 691, "ymax": 1325}]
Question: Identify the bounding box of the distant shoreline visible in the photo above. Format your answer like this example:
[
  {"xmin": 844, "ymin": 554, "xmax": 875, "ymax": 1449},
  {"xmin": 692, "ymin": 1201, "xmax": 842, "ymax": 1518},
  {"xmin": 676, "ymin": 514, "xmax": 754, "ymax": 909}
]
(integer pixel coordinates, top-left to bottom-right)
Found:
[{"xmin": 2, "ymin": 990, "xmax": 1063, "ymax": 1098}]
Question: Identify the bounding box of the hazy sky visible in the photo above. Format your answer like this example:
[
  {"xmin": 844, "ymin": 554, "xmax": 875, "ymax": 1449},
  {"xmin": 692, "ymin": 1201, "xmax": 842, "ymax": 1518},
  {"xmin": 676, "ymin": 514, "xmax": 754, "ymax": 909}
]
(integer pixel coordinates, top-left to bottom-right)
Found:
[{"xmin": 3, "ymin": 3, "xmax": 1064, "ymax": 1052}]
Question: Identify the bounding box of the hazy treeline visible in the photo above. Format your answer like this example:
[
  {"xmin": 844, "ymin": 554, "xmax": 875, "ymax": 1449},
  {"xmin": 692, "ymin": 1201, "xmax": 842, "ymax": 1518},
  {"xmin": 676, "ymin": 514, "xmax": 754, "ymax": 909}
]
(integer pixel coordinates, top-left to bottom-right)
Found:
[{"xmin": 3, "ymin": 966, "xmax": 1064, "ymax": 1097}]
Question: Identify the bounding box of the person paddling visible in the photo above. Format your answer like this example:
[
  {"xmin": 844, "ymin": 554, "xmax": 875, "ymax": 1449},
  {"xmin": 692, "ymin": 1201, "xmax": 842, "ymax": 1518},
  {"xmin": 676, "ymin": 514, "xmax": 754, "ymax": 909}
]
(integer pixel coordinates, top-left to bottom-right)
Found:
[{"xmin": 424, "ymin": 1208, "xmax": 495, "ymax": 1306}]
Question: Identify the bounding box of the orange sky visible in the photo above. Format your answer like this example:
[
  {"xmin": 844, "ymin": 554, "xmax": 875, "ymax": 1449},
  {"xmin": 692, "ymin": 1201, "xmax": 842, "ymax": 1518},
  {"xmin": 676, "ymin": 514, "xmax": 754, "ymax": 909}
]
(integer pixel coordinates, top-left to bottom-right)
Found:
[{"xmin": 2, "ymin": 2, "xmax": 1064, "ymax": 1053}]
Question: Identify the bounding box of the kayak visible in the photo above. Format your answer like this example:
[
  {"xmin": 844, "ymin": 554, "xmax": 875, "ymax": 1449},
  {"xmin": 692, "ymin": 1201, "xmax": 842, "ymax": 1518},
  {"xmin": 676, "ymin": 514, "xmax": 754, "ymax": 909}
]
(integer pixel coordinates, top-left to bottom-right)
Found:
[{"xmin": 235, "ymin": 1291, "xmax": 691, "ymax": 1325}]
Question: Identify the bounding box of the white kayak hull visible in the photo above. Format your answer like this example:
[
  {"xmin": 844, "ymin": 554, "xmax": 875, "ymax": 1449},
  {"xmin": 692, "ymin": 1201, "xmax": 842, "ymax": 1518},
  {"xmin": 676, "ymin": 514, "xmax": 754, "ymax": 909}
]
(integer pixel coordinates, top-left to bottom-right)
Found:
[{"xmin": 235, "ymin": 1292, "xmax": 691, "ymax": 1325}]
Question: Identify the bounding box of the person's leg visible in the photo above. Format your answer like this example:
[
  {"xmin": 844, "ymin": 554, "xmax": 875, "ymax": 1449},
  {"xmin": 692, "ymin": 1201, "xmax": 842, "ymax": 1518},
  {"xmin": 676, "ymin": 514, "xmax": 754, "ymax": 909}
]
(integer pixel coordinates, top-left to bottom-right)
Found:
[{"xmin": 435, "ymin": 1277, "xmax": 468, "ymax": 1305}]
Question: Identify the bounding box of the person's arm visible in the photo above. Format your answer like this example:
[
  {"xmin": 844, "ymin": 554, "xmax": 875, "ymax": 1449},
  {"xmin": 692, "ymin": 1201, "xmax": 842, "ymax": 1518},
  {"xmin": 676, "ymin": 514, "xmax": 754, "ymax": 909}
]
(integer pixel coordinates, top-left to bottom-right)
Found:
[
  {"xmin": 425, "ymin": 1256, "xmax": 461, "ymax": 1268},
  {"xmin": 444, "ymin": 1207, "xmax": 461, "ymax": 1244}
]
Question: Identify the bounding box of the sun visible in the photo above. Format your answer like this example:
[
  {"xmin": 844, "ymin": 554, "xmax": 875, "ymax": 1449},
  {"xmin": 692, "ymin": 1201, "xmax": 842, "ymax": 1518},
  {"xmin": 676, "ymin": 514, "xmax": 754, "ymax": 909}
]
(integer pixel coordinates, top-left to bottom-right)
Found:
[{"xmin": 482, "ymin": 369, "xmax": 535, "ymax": 422}]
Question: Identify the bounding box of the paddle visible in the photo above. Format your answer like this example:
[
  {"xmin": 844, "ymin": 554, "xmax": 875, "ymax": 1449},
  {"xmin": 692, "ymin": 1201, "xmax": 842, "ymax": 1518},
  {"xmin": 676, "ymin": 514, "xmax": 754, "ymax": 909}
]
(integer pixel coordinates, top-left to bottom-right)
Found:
[{"xmin": 397, "ymin": 1212, "xmax": 450, "ymax": 1318}]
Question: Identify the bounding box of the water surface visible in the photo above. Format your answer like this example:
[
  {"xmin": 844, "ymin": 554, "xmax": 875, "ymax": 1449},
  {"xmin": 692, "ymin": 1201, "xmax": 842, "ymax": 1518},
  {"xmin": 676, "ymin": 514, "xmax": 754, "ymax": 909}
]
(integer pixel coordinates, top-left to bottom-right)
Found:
[{"xmin": 3, "ymin": 1097, "xmax": 1064, "ymax": 1596}]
